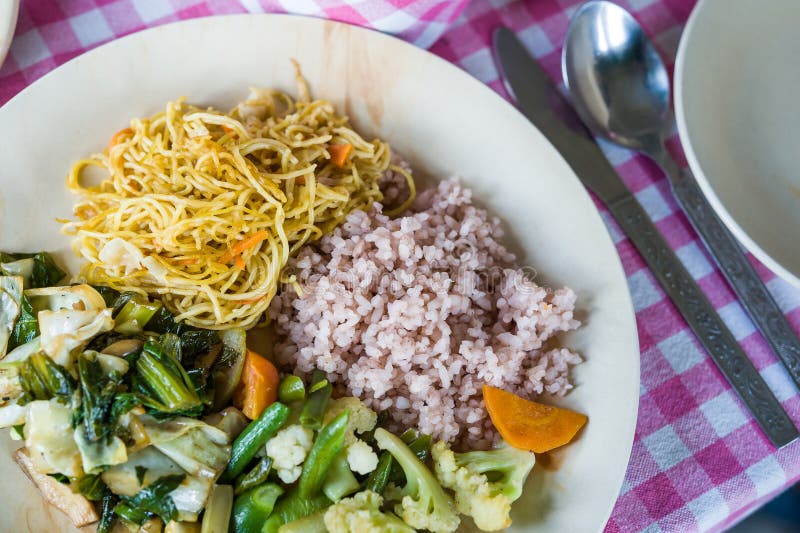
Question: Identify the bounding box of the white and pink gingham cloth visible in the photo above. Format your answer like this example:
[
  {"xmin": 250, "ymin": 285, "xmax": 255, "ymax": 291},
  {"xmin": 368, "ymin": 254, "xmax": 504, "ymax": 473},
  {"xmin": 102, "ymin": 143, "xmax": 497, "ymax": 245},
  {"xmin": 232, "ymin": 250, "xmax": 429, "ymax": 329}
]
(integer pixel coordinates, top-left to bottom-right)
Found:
[{"xmin": 2, "ymin": 1, "xmax": 800, "ymax": 532}]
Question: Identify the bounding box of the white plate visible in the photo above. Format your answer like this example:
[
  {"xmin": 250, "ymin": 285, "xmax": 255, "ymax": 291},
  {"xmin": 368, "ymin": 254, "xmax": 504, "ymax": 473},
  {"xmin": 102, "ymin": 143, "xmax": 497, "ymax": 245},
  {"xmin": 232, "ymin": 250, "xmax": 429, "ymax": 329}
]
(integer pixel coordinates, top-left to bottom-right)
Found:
[
  {"xmin": 0, "ymin": 15, "xmax": 639, "ymax": 532},
  {"xmin": 0, "ymin": 0, "xmax": 19, "ymax": 67},
  {"xmin": 676, "ymin": 0, "xmax": 800, "ymax": 287}
]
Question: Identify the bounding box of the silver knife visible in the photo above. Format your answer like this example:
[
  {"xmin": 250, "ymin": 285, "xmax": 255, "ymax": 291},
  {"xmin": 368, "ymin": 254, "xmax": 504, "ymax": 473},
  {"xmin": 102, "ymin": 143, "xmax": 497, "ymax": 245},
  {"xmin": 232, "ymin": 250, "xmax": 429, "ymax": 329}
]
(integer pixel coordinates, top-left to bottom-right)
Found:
[{"xmin": 492, "ymin": 27, "xmax": 798, "ymax": 447}]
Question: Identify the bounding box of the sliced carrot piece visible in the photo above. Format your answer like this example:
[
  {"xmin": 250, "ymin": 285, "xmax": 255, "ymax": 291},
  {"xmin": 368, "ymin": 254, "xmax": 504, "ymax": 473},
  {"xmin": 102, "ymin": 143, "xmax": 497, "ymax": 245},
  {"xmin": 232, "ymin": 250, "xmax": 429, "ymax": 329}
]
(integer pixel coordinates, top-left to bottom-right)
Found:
[
  {"xmin": 328, "ymin": 143, "xmax": 352, "ymax": 168},
  {"xmin": 219, "ymin": 230, "xmax": 270, "ymax": 264},
  {"xmin": 108, "ymin": 128, "xmax": 133, "ymax": 151},
  {"xmin": 234, "ymin": 255, "xmax": 246, "ymax": 270},
  {"xmin": 233, "ymin": 350, "xmax": 280, "ymax": 420},
  {"xmin": 483, "ymin": 384, "xmax": 587, "ymax": 453}
]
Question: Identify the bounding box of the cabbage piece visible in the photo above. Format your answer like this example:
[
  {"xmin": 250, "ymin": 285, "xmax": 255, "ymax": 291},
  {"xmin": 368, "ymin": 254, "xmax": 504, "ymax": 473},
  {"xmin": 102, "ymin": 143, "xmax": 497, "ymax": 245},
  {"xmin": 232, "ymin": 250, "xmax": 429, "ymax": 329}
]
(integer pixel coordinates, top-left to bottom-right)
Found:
[
  {"xmin": 0, "ymin": 399, "xmax": 27, "ymax": 428},
  {"xmin": 1, "ymin": 252, "xmax": 65, "ymax": 289},
  {"xmin": 39, "ymin": 308, "xmax": 113, "ymax": 366},
  {"xmin": 25, "ymin": 399, "xmax": 84, "ymax": 477},
  {"xmin": 0, "ymin": 276, "xmax": 23, "ymax": 357},
  {"xmin": 4, "ymin": 337, "xmax": 41, "ymax": 363},
  {"xmin": 26, "ymin": 284, "xmax": 107, "ymax": 313},
  {"xmin": 102, "ymin": 446, "xmax": 214, "ymax": 522},
  {"xmin": 140, "ymin": 414, "xmax": 231, "ymax": 479},
  {"xmin": 98, "ymin": 238, "xmax": 145, "ymax": 276},
  {"xmin": 0, "ymin": 258, "xmax": 34, "ymax": 282},
  {"xmin": 74, "ymin": 426, "xmax": 128, "ymax": 474}
]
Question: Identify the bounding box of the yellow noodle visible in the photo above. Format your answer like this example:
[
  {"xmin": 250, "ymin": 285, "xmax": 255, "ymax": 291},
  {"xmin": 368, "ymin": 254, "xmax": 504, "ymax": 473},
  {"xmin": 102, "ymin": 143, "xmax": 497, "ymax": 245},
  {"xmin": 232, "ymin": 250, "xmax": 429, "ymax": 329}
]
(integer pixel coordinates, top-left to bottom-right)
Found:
[{"xmin": 63, "ymin": 78, "xmax": 414, "ymax": 329}]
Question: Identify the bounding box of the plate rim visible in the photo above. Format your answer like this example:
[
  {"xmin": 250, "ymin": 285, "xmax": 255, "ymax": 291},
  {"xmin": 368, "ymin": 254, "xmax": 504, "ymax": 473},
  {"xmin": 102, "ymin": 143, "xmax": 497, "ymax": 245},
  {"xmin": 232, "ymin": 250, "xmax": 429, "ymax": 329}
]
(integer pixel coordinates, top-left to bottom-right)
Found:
[
  {"xmin": 0, "ymin": 0, "xmax": 19, "ymax": 68},
  {"xmin": 0, "ymin": 13, "xmax": 639, "ymax": 531},
  {"xmin": 674, "ymin": 0, "xmax": 800, "ymax": 289}
]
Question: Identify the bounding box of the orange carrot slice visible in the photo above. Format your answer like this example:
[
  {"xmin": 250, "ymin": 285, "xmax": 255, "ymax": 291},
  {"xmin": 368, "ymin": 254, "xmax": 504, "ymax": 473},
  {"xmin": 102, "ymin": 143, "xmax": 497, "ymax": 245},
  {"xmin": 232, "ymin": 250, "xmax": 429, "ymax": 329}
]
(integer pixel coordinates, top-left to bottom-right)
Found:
[
  {"xmin": 219, "ymin": 231, "xmax": 269, "ymax": 264},
  {"xmin": 483, "ymin": 384, "xmax": 587, "ymax": 453},
  {"xmin": 233, "ymin": 350, "xmax": 280, "ymax": 420},
  {"xmin": 234, "ymin": 256, "xmax": 246, "ymax": 270},
  {"xmin": 108, "ymin": 128, "xmax": 133, "ymax": 151},
  {"xmin": 329, "ymin": 144, "xmax": 352, "ymax": 167}
]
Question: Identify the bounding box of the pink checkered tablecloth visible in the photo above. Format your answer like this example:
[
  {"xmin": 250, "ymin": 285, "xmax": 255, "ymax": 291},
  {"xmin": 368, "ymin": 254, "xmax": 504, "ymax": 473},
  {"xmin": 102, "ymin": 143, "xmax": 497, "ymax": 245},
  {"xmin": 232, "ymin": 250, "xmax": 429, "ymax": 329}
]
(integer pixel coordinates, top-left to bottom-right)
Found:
[{"xmin": 3, "ymin": 1, "xmax": 800, "ymax": 532}]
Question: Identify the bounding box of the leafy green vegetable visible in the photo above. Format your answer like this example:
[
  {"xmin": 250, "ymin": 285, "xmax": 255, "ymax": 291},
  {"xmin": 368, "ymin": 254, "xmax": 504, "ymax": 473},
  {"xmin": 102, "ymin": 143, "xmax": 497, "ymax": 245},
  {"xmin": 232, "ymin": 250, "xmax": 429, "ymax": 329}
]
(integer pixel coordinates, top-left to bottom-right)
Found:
[
  {"xmin": 29, "ymin": 253, "xmax": 66, "ymax": 288},
  {"xmin": 77, "ymin": 352, "xmax": 124, "ymax": 443},
  {"xmin": 145, "ymin": 305, "xmax": 184, "ymax": 335},
  {"xmin": 114, "ymin": 295, "xmax": 162, "ymax": 335},
  {"xmin": 1, "ymin": 251, "xmax": 65, "ymax": 288},
  {"xmin": 113, "ymin": 474, "xmax": 186, "ymax": 524},
  {"xmin": 97, "ymin": 491, "xmax": 119, "ymax": 533},
  {"xmin": 92, "ymin": 285, "xmax": 121, "ymax": 308},
  {"xmin": 135, "ymin": 466, "xmax": 147, "ymax": 486},
  {"xmin": 7, "ymin": 295, "xmax": 37, "ymax": 351},
  {"xmin": 179, "ymin": 329, "xmax": 220, "ymax": 363},
  {"xmin": 47, "ymin": 472, "xmax": 70, "ymax": 484},
  {"xmin": 133, "ymin": 339, "xmax": 203, "ymax": 417},
  {"xmin": 77, "ymin": 473, "xmax": 108, "ymax": 501},
  {"xmin": 17, "ymin": 351, "xmax": 75, "ymax": 404}
]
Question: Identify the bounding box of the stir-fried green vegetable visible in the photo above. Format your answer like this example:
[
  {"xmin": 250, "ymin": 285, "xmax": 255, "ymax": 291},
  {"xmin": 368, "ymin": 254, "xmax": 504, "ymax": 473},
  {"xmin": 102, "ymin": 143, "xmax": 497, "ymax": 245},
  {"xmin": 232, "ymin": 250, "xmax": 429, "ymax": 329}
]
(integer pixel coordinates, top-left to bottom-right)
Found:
[
  {"xmin": 1, "ymin": 251, "xmax": 65, "ymax": 289},
  {"xmin": 232, "ymin": 482, "xmax": 284, "ymax": 533},
  {"xmin": 221, "ymin": 402, "xmax": 289, "ymax": 482},
  {"xmin": 114, "ymin": 474, "xmax": 186, "ymax": 524},
  {"xmin": 300, "ymin": 370, "xmax": 332, "ymax": 430},
  {"xmin": 298, "ymin": 411, "xmax": 349, "ymax": 498}
]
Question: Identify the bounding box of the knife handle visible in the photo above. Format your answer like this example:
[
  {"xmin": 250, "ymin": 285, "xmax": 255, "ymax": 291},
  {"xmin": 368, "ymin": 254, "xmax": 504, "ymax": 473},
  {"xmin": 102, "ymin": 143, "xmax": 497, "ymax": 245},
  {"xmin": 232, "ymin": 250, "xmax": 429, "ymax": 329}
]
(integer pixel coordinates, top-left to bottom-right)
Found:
[
  {"xmin": 666, "ymin": 164, "xmax": 800, "ymax": 391},
  {"xmin": 609, "ymin": 194, "xmax": 797, "ymax": 447}
]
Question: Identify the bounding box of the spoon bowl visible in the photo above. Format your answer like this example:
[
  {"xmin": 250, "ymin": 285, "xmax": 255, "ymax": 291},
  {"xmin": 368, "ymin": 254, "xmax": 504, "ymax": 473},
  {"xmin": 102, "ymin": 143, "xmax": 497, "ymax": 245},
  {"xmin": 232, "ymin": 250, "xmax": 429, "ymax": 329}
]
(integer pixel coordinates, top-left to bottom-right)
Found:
[{"xmin": 562, "ymin": 0, "xmax": 671, "ymax": 152}]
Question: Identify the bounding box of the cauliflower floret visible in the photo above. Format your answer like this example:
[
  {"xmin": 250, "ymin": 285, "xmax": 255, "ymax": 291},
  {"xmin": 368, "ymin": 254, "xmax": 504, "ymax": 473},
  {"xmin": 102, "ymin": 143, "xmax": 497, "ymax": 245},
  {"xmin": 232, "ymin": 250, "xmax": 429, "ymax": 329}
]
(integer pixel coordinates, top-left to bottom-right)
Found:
[
  {"xmin": 324, "ymin": 490, "xmax": 414, "ymax": 533},
  {"xmin": 323, "ymin": 397, "xmax": 377, "ymax": 445},
  {"xmin": 431, "ymin": 441, "xmax": 535, "ymax": 532},
  {"xmin": 346, "ymin": 439, "xmax": 379, "ymax": 475},
  {"xmin": 374, "ymin": 428, "xmax": 459, "ymax": 533},
  {"xmin": 264, "ymin": 424, "xmax": 314, "ymax": 484}
]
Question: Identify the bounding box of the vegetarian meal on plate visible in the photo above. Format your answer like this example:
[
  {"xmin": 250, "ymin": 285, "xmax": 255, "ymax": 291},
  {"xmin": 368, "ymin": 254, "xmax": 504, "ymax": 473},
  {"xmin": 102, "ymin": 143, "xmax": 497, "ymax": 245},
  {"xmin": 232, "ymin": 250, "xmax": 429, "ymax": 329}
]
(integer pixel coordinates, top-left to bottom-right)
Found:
[{"xmin": 0, "ymin": 68, "xmax": 587, "ymax": 532}]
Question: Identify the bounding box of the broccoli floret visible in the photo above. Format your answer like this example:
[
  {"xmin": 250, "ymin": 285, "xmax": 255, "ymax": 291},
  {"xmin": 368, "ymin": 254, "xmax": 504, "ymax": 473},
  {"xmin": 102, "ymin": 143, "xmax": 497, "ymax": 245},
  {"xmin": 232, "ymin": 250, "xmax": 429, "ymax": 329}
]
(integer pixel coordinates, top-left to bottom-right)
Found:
[
  {"xmin": 324, "ymin": 490, "xmax": 414, "ymax": 533},
  {"xmin": 431, "ymin": 441, "xmax": 535, "ymax": 531},
  {"xmin": 374, "ymin": 428, "xmax": 459, "ymax": 533},
  {"xmin": 323, "ymin": 397, "xmax": 377, "ymax": 446}
]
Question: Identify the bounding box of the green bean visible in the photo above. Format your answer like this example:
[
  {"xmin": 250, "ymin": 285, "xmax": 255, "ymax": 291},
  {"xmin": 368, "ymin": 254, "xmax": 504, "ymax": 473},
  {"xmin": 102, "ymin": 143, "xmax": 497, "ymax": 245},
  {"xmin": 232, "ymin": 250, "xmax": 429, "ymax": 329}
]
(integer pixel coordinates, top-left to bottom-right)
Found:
[
  {"xmin": 278, "ymin": 375, "xmax": 306, "ymax": 403},
  {"xmin": 322, "ymin": 450, "xmax": 359, "ymax": 502},
  {"xmin": 363, "ymin": 451, "xmax": 393, "ymax": 494},
  {"xmin": 298, "ymin": 411, "xmax": 349, "ymax": 498},
  {"xmin": 231, "ymin": 483, "xmax": 284, "ymax": 533},
  {"xmin": 299, "ymin": 370, "xmax": 332, "ymax": 430},
  {"xmin": 220, "ymin": 402, "xmax": 289, "ymax": 482},
  {"xmin": 279, "ymin": 509, "xmax": 328, "ymax": 533},
  {"xmin": 262, "ymin": 489, "xmax": 331, "ymax": 533},
  {"xmin": 234, "ymin": 457, "xmax": 272, "ymax": 495}
]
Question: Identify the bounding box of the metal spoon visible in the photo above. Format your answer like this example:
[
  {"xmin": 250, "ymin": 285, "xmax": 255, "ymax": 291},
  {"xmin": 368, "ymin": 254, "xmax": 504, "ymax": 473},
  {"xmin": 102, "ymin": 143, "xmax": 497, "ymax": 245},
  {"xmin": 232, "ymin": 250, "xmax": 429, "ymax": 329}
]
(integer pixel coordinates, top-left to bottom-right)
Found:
[{"xmin": 563, "ymin": 1, "xmax": 800, "ymax": 390}]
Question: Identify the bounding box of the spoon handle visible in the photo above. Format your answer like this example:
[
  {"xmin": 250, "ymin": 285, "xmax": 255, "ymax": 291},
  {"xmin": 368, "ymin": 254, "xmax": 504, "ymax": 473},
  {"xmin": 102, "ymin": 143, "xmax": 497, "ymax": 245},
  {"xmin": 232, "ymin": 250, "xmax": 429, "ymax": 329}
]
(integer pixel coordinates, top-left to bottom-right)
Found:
[
  {"xmin": 610, "ymin": 194, "xmax": 797, "ymax": 447},
  {"xmin": 661, "ymin": 159, "xmax": 800, "ymax": 391}
]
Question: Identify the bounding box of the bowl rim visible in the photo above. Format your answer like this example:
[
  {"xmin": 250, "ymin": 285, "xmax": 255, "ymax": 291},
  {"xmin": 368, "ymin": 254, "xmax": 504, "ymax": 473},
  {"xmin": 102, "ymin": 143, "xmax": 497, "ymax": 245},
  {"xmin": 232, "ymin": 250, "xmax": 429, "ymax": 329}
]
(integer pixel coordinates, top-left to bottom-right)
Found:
[{"xmin": 674, "ymin": 0, "xmax": 800, "ymax": 289}]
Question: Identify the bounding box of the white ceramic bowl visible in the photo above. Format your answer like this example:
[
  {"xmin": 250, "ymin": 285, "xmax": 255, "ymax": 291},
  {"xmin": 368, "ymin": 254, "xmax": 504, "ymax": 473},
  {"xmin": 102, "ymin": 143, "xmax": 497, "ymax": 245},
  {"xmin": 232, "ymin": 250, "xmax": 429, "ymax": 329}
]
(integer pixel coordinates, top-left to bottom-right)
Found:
[
  {"xmin": 0, "ymin": 0, "xmax": 19, "ymax": 67},
  {"xmin": 0, "ymin": 15, "xmax": 639, "ymax": 532},
  {"xmin": 676, "ymin": 0, "xmax": 800, "ymax": 287}
]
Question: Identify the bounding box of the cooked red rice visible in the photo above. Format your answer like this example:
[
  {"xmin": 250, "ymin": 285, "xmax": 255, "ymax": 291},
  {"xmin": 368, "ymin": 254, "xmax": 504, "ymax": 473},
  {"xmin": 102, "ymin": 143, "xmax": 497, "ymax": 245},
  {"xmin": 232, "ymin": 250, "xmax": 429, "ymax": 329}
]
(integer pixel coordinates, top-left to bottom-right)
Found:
[{"xmin": 269, "ymin": 177, "xmax": 581, "ymax": 448}]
